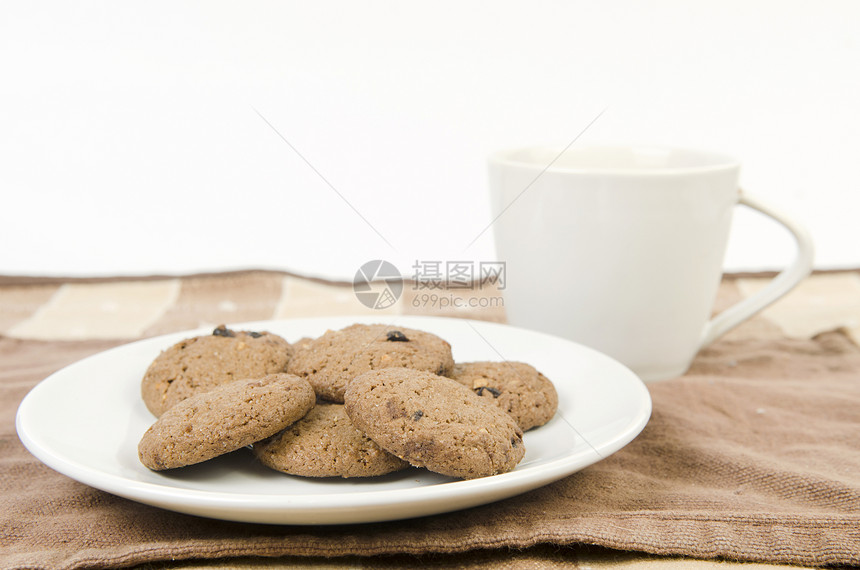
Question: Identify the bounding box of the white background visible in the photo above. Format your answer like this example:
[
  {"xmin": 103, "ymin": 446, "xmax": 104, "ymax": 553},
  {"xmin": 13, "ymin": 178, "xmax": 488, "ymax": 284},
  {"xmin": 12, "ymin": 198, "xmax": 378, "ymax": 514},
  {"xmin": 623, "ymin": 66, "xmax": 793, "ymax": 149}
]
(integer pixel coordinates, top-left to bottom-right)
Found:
[{"xmin": 1, "ymin": 1, "xmax": 858, "ymax": 281}]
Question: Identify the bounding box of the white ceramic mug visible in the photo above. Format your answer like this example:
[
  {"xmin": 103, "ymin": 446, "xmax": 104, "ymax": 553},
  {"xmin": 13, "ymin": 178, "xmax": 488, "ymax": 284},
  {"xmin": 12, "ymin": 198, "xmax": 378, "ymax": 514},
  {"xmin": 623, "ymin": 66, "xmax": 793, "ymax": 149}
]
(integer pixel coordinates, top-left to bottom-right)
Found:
[{"xmin": 488, "ymin": 145, "xmax": 814, "ymax": 382}]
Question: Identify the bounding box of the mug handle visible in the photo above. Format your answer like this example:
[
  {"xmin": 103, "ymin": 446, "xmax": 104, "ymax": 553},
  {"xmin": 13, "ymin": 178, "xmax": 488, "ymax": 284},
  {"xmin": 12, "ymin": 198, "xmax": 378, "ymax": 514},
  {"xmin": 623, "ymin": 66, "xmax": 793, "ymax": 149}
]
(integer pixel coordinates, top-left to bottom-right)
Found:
[{"xmin": 699, "ymin": 191, "xmax": 815, "ymax": 347}]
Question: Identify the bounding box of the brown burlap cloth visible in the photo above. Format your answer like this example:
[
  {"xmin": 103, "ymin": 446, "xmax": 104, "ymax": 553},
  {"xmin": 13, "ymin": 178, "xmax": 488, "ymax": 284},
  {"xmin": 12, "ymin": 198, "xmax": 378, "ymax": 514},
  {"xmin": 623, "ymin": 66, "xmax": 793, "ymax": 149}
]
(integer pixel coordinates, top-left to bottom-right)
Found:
[{"xmin": 1, "ymin": 273, "xmax": 859, "ymax": 569}]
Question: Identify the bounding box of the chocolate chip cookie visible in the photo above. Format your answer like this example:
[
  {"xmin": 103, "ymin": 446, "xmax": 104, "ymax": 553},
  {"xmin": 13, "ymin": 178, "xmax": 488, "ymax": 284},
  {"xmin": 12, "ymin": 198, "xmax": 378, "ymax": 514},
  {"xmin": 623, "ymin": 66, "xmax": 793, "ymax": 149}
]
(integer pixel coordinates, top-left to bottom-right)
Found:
[
  {"xmin": 287, "ymin": 324, "xmax": 454, "ymax": 403},
  {"xmin": 254, "ymin": 402, "xmax": 409, "ymax": 478},
  {"xmin": 449, "ymin": 361, "xmax": 558, "ymax": 430},
  {"xmin": 344, "ymin": 368, "xmax": 525, "ymax": 479},
  {"xmin": 138, "ymin": 373, "xmax": 315, "ymax": 471},
  {"xmin": 141, "ymin": 325, "xmax": 294, "ymax": 417}
]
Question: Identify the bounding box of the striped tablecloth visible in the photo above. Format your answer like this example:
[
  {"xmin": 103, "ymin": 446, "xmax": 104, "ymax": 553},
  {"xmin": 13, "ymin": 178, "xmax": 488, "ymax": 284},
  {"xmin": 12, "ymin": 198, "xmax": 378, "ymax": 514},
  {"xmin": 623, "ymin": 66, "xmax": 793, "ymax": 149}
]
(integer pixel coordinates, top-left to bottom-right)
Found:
[{"xmin": 3, "ymin": 270, "xmax": 860, "ymax": 569}]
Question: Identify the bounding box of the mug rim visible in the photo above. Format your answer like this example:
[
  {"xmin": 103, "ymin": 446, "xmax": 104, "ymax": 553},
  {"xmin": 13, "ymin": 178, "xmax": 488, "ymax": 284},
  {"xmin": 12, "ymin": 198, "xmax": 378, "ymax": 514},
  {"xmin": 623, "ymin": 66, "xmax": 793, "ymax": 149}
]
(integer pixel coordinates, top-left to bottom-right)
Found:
[{"xmin": 489, "ymin": 144, "xmax": 740, "ymax": 176}]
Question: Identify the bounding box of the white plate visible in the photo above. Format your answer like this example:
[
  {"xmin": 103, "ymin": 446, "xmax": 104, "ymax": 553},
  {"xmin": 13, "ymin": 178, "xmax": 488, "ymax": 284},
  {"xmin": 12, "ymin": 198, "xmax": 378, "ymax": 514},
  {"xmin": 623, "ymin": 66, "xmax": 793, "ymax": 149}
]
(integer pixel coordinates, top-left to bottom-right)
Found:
[{"xmin": 16, "ymin": 315, "xmax": 651, "ymax": 525}]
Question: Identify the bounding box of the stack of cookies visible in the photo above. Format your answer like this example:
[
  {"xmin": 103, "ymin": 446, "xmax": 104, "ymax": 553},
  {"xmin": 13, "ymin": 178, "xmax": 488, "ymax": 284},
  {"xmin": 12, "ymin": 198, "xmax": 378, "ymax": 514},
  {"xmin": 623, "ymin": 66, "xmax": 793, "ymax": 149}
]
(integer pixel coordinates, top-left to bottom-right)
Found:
[{"xmin": 138, "ymin": 323, "xmax": 558, "ymax": 480}]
